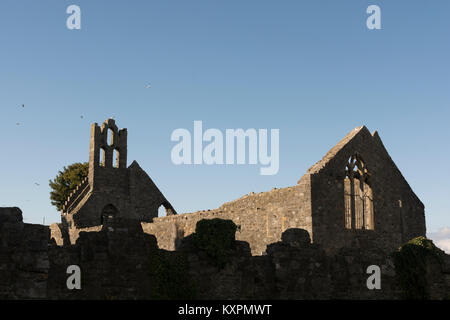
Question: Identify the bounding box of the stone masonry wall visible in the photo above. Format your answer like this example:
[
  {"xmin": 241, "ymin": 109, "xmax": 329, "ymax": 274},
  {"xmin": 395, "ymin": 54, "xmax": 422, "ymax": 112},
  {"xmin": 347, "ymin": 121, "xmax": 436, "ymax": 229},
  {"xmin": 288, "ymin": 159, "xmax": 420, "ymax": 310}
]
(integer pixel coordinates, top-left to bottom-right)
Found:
[
  {"xmin": 142, "ymin": 176, "xmax": 312, "ymax": 255},
  {"xmin": 142, "ymin": 127, "xmax": 426, "ymax": 257},
  {"xmin": 0, "ymin": 208, "xmax": 49, "ymax": 299},
  {"xmin": 64, "ymin": 161, "xmax": 175, "ymax": 234},
  {"xmin": 1, "ymin": 208, "xmax": 449, "ymax": 300},
  {"xmin": 307, "ymin": 127, "xmax": 426, "ymax": 253}
]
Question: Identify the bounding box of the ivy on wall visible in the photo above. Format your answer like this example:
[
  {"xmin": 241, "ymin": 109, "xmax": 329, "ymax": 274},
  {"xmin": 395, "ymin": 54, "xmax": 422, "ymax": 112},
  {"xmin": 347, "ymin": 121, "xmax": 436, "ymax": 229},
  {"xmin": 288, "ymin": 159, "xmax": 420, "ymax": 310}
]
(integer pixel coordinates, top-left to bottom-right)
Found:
[
  {"xmin": 192, "ymin": 219, "xmax": 237, "ymax": 269},
  {"xmin": 150, "ymin": 251, "xmax": 197, "ymax": 300},
  {"xmin": 392, "ymin": 236, "xmax": 445, "ymax": 300}
]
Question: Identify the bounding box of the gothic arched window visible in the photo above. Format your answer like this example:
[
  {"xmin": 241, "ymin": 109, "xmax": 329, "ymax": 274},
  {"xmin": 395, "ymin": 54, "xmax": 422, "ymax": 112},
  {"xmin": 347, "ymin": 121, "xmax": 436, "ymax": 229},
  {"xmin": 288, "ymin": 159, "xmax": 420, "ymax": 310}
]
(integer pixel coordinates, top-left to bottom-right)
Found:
[{"xmin": 344, "ymin": 154, "xmax": 374, "ymax": 230}]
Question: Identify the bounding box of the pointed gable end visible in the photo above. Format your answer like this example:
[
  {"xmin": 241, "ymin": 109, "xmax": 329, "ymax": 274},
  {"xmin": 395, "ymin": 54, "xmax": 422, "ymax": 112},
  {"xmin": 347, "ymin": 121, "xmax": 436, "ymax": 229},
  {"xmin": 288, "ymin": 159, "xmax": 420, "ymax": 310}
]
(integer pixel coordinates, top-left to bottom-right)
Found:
[{"xmin": 302, "ymin": 126, "xmax": 426, "ymax": 252}]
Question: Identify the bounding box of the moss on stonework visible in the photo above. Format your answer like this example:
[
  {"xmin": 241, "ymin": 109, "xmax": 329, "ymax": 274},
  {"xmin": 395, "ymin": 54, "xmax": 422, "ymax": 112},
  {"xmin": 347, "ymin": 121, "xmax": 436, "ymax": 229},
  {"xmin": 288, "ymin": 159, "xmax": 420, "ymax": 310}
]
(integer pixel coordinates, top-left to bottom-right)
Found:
[
  {"xmin": 392, "ymin": 236, "xmax": 445, "ymax": 300},
  {"xmin": 193, "ymin": 219, "xmax": 237, "ymax": 269},
  {"xmin": 151, "ymin": 252, "xmax": 197, "ymax": 300}
]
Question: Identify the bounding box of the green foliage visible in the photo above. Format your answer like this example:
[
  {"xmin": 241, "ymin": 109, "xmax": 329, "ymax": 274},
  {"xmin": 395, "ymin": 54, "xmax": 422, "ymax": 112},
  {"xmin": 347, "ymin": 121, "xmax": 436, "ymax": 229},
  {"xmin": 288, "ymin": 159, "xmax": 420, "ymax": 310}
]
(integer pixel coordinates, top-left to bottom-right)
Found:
[
  {"xmin": 151, "ymin": 252, "xmax": 196, "ymax": 300},
  {"xmin": 392, "ymin": 236, "xmax": 445, "ymax": 300},
  {"xmin": 49, "ymin": 162, "xmax": 89, "ymax": 211},
  {"xmin": 193, "ymin": 218, "xmax": 237, "ymax": 269},
  {"xmin": 149, "ymin": 219, "xmax": 237, "ymax": 299}
]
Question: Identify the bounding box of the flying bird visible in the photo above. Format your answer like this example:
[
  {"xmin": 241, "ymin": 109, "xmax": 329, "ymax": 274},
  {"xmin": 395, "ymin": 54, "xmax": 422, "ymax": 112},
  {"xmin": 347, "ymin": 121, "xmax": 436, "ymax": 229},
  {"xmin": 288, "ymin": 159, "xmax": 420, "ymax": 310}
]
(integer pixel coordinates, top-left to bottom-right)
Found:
[{"xmin": 34, "ymin": 183, "xmax": 40, "ymax": 186}]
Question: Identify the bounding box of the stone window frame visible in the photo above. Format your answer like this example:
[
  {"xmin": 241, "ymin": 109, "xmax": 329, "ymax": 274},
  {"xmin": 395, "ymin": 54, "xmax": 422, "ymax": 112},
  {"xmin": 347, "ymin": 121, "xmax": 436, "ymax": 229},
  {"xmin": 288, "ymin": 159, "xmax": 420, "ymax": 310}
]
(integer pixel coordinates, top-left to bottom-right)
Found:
[{"xmin": 344, "ymin": 154, "xmax": 374, "ymax": 230}]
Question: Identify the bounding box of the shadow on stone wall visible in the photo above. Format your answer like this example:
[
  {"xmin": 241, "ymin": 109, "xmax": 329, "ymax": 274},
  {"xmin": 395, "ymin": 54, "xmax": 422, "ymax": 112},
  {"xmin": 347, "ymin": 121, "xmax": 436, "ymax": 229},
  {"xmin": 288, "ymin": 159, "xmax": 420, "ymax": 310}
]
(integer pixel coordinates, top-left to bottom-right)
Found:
[{"xmin": 1, "ymin": 208, "xmax": 449, "ymax": 300}]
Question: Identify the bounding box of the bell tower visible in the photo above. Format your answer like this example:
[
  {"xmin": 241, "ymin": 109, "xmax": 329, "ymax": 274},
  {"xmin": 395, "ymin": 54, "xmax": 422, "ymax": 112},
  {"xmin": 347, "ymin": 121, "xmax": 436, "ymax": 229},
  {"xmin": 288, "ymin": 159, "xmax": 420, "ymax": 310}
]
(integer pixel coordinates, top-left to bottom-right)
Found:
[
  {"xmin": 88, "ymin": 118, "xmax": 128, "ymax": 186},
  {"xmin": 59, "ymin": 117, "xmax": 176, "ymax": 238}
]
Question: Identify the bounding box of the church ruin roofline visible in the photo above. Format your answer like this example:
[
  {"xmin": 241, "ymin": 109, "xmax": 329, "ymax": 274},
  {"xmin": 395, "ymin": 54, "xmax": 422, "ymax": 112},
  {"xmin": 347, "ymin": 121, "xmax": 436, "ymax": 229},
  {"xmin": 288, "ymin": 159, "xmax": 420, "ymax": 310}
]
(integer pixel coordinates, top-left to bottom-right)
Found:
[
  {"xmin": 303, "ymin": 125, "xmax": 369, "ymax": 177},
  {"xmin": 145, "ymin": 125, "xmax": 424, "ymax": 219},
  {"xmin": 61, "ymin": 118, "xmax": 177, "ymax": 228},
  {"xmin": 298, "ymin": 124, "xmax": 424, "ymax": 208},
  {"xmin": 46, "ymin": 120, "xmax": 426, "ymax": 255},
  {"xmin": 371, "ymin": 129, "xmax": 424, "ymax": 208},
  {"xmin": 61, "ymin": 119, "xmax": 423, "ymax": 238}
]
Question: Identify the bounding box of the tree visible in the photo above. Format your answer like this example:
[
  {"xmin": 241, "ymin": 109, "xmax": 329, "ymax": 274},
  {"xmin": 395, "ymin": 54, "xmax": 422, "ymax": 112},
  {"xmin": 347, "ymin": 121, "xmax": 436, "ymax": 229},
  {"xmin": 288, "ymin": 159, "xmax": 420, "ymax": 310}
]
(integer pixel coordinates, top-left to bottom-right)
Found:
[{"xmin": 49, "ymin": 162, "xmax": 89, "ymax": 211}]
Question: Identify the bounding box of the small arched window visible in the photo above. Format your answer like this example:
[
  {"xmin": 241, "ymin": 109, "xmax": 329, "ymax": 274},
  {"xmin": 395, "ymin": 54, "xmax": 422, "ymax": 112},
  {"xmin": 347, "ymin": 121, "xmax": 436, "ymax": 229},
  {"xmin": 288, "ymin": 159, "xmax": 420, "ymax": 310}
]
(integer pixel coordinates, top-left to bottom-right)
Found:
[
  {"xmin": 107, "ymin": 128, "xmax": 114, "ymax": 146},
  {"xmin": 99, "ymin": 147, "xmax": 106, "ymax": 167},
  {"xmin": 158, "ymin": 205, "xmax": 166, "ymax": 217},
  {"xmin": 113, "ymin": 149, "xmax": 120, "ymax": 168},
  {"xmin": 101, "ymin": 204, "xmax": 119, "ymax": 225},
  {"xmin": 344, "ymin": 154, "xmax": 374, "ymax": 230}
]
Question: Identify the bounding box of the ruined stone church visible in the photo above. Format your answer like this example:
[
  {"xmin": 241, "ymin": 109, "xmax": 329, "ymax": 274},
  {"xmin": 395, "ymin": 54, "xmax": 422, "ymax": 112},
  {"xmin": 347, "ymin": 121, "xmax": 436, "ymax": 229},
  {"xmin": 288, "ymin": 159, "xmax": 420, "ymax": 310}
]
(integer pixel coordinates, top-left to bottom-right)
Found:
[{"xmin": 51, "ymin": 119, "xmax": 426, "ymax": 255}]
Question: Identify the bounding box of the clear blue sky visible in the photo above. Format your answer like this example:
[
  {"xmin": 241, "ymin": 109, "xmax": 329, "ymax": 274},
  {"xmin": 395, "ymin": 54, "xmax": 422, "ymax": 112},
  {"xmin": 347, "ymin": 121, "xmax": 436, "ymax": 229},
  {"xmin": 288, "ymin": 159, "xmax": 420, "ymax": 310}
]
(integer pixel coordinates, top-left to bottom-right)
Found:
[{"xmin": 0, "ymin": 1, "xmax": 449, "ymax": 237}]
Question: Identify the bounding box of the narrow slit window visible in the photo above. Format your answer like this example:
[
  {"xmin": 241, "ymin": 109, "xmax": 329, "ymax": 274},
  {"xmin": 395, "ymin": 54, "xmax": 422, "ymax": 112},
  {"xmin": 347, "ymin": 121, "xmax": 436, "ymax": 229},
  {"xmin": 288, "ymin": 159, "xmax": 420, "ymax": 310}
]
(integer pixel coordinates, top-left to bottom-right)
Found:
[
  {"xmin": 100, "ymin": 148, "xmax": 106, "ymax": 167},
  {"xmin": 113, "ymin": 149, "xmax": 119, "ymax": 168},
  {"xmin": 108, "ymin": 128, "xmax": 114, "ymax": 146}
]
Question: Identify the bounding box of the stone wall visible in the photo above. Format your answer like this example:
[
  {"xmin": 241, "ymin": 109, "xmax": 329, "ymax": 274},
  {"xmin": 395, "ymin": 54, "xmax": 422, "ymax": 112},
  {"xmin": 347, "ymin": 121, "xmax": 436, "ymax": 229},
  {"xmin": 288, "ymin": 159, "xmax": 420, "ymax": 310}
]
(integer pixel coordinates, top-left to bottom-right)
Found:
[
  {"xmin": 143, "ymin": 176, "xmax": 312, "ymax": 255},
  {"xmin": 63, "ymin": 119, "xmax": 176, "ymax": 230},
  {"xmin": 47, "ymin": 219, "xmax": 162, "ymax": 299},
  {"xmin": 2, "ymin": 208, "xmax": 448, "ymax": 300},
  {"xmin": 141, "ymin": 127, "xmax": 426, "ymax": 256},
  {"xmin": 61, "ymin": 160, "xmax": 176, "ymax": 241},
  {"xmin": 0, "ymin": 208, "xmax": 49, "ymax": 299},
  {"xmin": 307, "ymin": 127, "xmax": 426, "ymax": 253}
]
